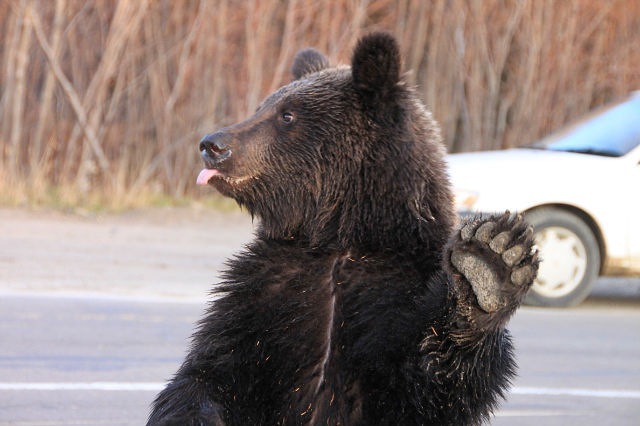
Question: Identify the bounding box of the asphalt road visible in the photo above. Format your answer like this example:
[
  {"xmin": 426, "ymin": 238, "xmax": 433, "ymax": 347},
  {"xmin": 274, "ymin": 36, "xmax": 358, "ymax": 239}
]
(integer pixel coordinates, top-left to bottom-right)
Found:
[
  {"xmin": 1, "ymin": 283, "xmax": 639, "ymax": 426},
  {"xmin": 1, "ymin": 208, "xmax": 639, "ymax": 425}
]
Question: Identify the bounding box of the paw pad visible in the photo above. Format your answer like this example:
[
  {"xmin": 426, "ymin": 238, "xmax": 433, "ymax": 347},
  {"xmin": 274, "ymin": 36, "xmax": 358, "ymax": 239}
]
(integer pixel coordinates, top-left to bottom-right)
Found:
[
  {"xmin": 502, "ymin": 245, "xmax": 524, "ymax": 266},
  {"xmin": 475, "ymin": 222, "xmax": 496, "ymax": 243},
  {"xmin": 451, "ymin": 251, "xmax": 501, "ymax": 312},
  {"xmin": 511, "ymin": 265, "xmax": 535, "ymax": 286},
  {"xmin": 489, "ymin": 231, "xmax": 510, "ymax": 253},
  {"xmin": 460, "ymin": 222, "xmax": 477, "ymax": 241}
]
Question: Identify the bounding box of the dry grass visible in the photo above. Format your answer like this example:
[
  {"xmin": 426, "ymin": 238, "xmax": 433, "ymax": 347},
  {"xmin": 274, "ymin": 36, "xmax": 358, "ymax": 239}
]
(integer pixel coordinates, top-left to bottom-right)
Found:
[{"xmin": 1, "ymin": 0, "xmax": 638, "ymax": 209}]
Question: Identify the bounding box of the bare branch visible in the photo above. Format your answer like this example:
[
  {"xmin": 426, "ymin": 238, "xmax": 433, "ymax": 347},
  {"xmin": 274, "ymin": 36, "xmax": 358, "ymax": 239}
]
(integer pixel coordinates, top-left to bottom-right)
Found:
[{"xmin": 28, "ymin": 7, "xmax": 110, "ymax": 173}]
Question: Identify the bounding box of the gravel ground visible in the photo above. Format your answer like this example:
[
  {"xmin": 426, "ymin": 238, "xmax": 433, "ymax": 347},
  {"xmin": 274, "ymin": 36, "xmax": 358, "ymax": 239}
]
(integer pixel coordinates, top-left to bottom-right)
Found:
[
  {"xmin": 1, "ymin": 206, "xmax": 638, "ymax": 304},
  {"xmin": 0, "ymin": 207, "xmax": 255, "ymax": 302}
]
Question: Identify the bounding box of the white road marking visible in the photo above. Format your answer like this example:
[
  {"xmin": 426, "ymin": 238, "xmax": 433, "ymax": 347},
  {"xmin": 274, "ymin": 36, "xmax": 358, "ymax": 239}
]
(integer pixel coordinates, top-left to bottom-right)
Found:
[
  {"xmin": 511, "ymin": 386, "xmax": 640, "ymax": 399},
  {"xmin": 0, "ymin": 290, "xmax": 208, "ymax": 304},
  {"xmin": 0, "ymin": 382, "xmax": 164, "ymax": 391},
  {"xmin": 0, "ymin": 383, "xmax": 639, "ymax": 399},
  {"xmin": 496, "ymin": 409, "xmax": 582, "ymax": 417}
]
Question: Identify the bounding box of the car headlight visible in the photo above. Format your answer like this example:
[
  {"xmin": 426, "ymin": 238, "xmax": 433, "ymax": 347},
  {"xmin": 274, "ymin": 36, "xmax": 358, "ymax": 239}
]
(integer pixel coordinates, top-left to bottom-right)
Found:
[{"xmin": 453, "ymin": 188, "xmax": 479, "ymax": 212}]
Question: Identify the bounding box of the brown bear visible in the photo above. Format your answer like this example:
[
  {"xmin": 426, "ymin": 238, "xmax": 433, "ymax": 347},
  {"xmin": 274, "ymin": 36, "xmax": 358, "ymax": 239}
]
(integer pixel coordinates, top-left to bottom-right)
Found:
[{"xmin": 147, "ymin": 32, "xmax": 538, "ymax": 426}]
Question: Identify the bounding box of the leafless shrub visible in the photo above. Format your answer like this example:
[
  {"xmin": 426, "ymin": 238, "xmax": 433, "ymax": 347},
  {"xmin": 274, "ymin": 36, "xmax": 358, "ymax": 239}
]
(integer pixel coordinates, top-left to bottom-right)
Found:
[{"xmin": 0, "ymin": 0, "xmax": 638, "ymax": 208}]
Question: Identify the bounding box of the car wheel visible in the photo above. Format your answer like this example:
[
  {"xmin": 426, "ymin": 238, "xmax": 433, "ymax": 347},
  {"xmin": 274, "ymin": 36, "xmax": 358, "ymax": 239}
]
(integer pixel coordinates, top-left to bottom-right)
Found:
[{"xmin": 524, "ymin": 208, "xmax": 600, "ymax": 307}]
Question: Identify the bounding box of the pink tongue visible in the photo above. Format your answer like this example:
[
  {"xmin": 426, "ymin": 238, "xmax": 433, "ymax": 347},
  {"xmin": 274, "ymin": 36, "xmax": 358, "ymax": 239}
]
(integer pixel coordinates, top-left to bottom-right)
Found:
[{"xmin": 197, "ymin": 169, "xmax": 221, "ymax": 186}]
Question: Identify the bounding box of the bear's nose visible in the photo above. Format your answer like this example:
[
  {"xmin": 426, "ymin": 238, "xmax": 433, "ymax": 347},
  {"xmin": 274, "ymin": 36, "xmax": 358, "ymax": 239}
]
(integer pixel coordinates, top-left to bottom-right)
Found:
[{"xmin": 199, "ymin": 132, "xmax": 232, "ymax": 164}]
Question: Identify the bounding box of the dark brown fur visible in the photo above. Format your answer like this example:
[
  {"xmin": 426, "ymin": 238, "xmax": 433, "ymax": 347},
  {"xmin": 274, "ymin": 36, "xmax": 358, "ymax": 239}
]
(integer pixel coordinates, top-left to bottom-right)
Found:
[{"xmin": 148, "ymin": 32, "xmax": 538, "ymax": 426}]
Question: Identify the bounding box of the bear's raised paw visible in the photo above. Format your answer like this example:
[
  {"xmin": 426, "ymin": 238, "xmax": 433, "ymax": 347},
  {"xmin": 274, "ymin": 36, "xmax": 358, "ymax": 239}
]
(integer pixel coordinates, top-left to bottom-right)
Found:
[{"xmin": 449, "ymin": 212, "xmax": 538, "ymax": 314}]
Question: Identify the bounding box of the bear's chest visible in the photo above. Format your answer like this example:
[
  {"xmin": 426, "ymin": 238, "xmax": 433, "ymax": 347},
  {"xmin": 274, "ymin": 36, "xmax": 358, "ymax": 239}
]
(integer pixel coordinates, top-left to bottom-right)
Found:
[
  {"xmin": 226, "ymin": 249, "xmax": 434, "ymax": 367},
  {"xmin": 216, "ymin": 248, "xmax": 441, "ymax": 422}
]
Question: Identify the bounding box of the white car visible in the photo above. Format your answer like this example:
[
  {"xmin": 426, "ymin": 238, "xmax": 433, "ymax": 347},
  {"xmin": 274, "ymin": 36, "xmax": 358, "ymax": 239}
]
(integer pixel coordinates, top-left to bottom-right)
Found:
[{"xmin": 447, "ymin": 92, "xmax": 640, "ymax": 307}]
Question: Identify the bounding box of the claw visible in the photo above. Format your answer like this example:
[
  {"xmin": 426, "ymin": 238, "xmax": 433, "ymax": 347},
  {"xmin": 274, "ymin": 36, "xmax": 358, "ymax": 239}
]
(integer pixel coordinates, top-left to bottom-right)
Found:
[{"xmin": 524, "ymin": 226, "xmax": 534, "ymax": 239}]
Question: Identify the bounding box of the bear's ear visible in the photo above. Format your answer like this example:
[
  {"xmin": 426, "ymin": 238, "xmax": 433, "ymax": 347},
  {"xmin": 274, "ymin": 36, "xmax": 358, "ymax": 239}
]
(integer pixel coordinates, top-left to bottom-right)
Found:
[
  {"xmin": 351, "ymin": 32, "xmax": 401, "ymax": 104},
  {"xmin": 291, "ymin": 48, "xmax": 330, "ymax": 80}
]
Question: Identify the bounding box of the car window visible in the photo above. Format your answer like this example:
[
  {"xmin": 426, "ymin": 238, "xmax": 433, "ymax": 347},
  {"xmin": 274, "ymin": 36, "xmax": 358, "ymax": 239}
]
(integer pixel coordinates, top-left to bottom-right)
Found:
[{"xmin": 530, "ymin": 93, "xmax": 640, "ymax": 157}]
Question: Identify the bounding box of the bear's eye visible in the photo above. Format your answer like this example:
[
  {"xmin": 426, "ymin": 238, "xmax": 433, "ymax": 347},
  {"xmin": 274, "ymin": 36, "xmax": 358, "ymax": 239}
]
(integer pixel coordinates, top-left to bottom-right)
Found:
[{"xmin": 281, "ymin": 112, "xmax": 295, "ymax": 124}]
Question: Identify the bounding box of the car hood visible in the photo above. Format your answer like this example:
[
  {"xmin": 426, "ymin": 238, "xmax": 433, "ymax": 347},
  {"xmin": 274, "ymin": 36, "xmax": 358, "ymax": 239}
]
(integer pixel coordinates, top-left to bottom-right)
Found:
[
  {"xmin": 448, "ymin": 148, "xmax": 608, "ymax": 180},
  {"xmin": 446, "ymin": 148, "xmax": 625, "ymax": 213}
]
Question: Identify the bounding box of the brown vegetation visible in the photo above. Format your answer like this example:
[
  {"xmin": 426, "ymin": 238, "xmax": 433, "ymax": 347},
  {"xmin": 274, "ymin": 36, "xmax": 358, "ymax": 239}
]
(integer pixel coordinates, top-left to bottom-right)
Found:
[{"xmin": 1, "ymin": 0, "xmax": 638, "ymax": 208}]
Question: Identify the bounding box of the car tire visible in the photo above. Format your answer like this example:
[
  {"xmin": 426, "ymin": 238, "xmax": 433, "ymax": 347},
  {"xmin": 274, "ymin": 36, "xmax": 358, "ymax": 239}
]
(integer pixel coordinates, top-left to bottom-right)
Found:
[{"xmin": 524, "ymin": 207, "xmax": 601, "ymax": 307}]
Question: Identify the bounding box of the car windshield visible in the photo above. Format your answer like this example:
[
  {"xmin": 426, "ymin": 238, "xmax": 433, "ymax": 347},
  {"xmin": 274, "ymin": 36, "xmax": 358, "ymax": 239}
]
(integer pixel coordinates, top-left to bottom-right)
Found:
[{"xmin": 528, "ymin": 93, "xmax": 640, "ymax": 157}]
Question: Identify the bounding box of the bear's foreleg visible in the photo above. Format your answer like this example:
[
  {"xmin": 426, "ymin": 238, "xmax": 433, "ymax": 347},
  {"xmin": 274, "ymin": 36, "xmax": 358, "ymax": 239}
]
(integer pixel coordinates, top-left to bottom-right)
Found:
[{"xmin": 416, "ymin": 212, "xmax": 538, "ymax": 424}]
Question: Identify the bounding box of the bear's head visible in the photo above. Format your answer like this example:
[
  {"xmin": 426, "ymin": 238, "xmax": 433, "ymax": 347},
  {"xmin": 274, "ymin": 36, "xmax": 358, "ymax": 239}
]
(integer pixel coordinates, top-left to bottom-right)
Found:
[{"xmin": 198, "ymin": 33, "xmax": 454, "ymax": 253}]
